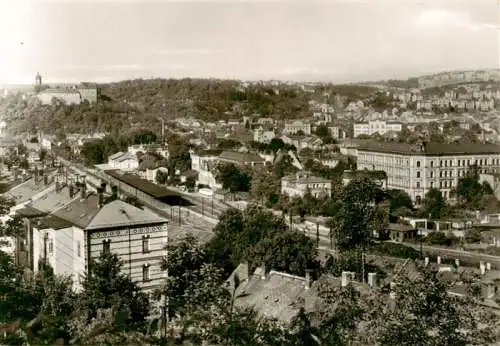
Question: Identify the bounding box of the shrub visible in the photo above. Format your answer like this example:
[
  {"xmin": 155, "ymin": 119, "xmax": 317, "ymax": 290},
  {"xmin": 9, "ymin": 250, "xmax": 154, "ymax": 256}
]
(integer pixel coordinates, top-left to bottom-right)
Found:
[{"xmin": 370, "ymin": 242, "xmax": 420, "ymax": 260}]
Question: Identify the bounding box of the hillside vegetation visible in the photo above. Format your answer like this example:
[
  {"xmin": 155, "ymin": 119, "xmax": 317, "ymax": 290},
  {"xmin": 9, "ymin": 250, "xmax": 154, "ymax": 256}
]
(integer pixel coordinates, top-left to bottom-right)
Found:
[{"xmin": 0, "ymin": 78, "xmax": 379, "ymax": 137}]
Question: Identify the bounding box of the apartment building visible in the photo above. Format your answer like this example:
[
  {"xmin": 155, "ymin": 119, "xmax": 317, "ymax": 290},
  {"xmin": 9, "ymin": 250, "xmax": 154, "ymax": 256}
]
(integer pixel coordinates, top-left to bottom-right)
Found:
[
  {"xmin": 353, "ymin": 120, "xmax": 403, "ymax": 138},
  {"xmin": 356, "ymin": 141, "xmax": 500, "ymax": 204}
]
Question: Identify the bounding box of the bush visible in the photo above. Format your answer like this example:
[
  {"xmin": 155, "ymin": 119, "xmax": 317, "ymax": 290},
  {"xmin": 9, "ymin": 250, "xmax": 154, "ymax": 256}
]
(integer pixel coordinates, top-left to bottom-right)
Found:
[
  {"xmin": 425, "ymin": 231, "xmax": 459, "ymax": 247},
  {"xmin": 370, "ymin": 242, "xmax": 420, "ymax": 260}
]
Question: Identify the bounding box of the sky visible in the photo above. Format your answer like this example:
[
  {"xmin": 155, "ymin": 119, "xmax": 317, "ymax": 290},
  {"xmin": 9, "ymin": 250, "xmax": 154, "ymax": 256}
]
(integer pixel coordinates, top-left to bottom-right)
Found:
[{"xmin": 0, "ymin": 0, "xmax": 498, "ymax": 84}]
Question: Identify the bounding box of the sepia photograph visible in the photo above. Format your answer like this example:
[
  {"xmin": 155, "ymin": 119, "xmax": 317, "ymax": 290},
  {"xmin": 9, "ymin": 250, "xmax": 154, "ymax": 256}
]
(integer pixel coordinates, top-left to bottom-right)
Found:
[{"xmin": 0, "ymin": 0, "xmax": 499, "ymax": 344}]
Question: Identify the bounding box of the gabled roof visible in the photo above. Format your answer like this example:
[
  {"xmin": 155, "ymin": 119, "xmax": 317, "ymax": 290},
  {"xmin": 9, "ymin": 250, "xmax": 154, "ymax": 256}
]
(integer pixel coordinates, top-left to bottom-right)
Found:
[
  {"xmin": 85, "ymin": 200, "xmax": 167, "ymax": 230},
  {"xmin": 108, "ymin": 151, "xmax": 125, "ymax": 161},
  {"xmin": 219, "ymin": 150, "xmax": 265, "ymax": 164},
  {"xmin": 52, "ymin": 194, "xmax": 101, "ymax": 229}
]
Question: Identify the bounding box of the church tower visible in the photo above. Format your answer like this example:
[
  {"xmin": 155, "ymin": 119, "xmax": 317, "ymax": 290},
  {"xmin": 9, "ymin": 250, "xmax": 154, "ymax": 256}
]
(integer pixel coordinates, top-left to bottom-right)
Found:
[{"xmin": 35, "ymin": 72, "xmax": 42, "ymax": 86}]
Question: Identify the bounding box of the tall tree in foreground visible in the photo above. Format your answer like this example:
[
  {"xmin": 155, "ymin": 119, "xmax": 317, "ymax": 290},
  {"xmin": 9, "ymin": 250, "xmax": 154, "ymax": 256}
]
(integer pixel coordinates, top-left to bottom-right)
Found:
[{"xmin": 72, "ymin": 252, "xmax": 150, "ymax": 343}]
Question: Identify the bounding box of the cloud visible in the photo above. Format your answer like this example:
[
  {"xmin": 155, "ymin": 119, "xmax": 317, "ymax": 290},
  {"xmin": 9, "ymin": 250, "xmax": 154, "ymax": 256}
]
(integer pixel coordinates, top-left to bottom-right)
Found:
[{"xmin": 415, "ymin": 9, "xmax": 497, "ymax": 32}]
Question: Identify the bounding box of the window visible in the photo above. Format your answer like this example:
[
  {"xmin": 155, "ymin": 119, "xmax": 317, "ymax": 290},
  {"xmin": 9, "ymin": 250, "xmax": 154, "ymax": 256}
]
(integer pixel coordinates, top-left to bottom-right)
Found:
[
  {"xmin": 444, "ymin": 161, "xmax": 448, "ymax": 167},
  {"xmin": 430, "ymin": 172, "xmax": 433, "ymax": 178},
  {"xmin": 430, "ymin": 182, "xmax": 434, "ymax": 188},
  {"xmin": 430, "ymin": 161, "xmax": 434, "ymax": 167},
  {"xmin": 77, "ymin": 241, "xmax": 81, "ymax": 257},
  {"xmin": 458, "ymin": 160, "xmax": 461, "ymax": 167},
  {"xmin": 102, "ymin": 239, "xmax": 111, "ymax": 254},
  {"xmin": 416, "ymin": 182, "xmax": 420, "ymax": 188},
  {"xmin": 142, "ymin": 235, "xmax": 150, "ymax": 253},
  {"xmin": 439, "ymin": 171, "xmax": 443, "ymax": 178},
  {"xmin": 142, "ymin": 264, "xmax": 150, "ymax": 282},
  {"xmin": 416, "ymin": 161, "xmax": 420, "ymax": 168},
  {"xmin": 416, "ymin": 171, "xmax": 420, "ymax": 178}
]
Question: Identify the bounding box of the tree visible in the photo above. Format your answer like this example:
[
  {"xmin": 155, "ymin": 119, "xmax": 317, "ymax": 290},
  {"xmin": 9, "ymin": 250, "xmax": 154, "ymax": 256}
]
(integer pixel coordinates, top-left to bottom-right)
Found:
[
  {"xmin": 77, "ymin": 252, "xmax": 150, "ymax": 334},
  {"xmin": 464, "ymin": 227, "xmax": 482, "ymax": 244},
  {"xmin": 155, "ymin": 169, "xmax": 169, "ymax": 185},
  {"xmin": 455, "ymin": 172, "xmax": 494, "ymax": 209},
  {"xmin": 216, "ymin": 163, "xmax": 251, "ymax": 193},
  {"xmin": 372, "ymin": 268, "xmax": 497, "ymax": 346},
  {"xmin": 268, "ymin": 138, "xmax": 285, "ymax": 152},
  {"xmin": 334, "ymin": 177, "xmax": 384, "ymax": 251},
  {"xmin": 387, "ymin": 189, "xmax": 413, "ymax": 214},
  {"xmin": 247, "ymin": 231, "xmax": 319, "ymax": 277},
  {"xmin": 314, "ymin": 124, "xmax": 330, "ymax": 138},
  {"xmin": 205, "ymin": 205, "xmax": 289, "ymax": 276},
  {"xmin": 158, "ymin": 234, "xmax": 288, "ymax": 345},
  {"xmin": 250, "ymin": 171, "xmax": 279, "ymax": 206},
  {"xmin": 422, "ymin": 188, "xmax": 446, "ymax": 219}
]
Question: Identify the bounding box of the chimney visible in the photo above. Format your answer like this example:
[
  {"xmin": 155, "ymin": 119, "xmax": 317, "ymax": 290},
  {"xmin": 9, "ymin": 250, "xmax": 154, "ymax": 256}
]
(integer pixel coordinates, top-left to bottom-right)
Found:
[
  {"xmin": 480, "ymin": 261, "xmax": 486, "ymax": 275},
  {"xmin": 305, "ymin": 269, "xmax": 312, "ymax": 290},
  {"xmin": 55, "ymin": 182, "xmax": 60, "ymax": 193},
  {"xmin": 486, "ymin": 262, "xmax": 492, "ymax": 271},
  {"xmin": 437, "ymin": 256, "xmax": 441, "ymax": 265},
  {"xmin": 368, "ymin": 272, "xmax": 377, "ymax": 287},
  {"xmin": 424, "ymin": 257, "xmax": 429, "ymax": 266},
  {"xmin": 98, "ymin": 188, "xmax": 104, "ymax": 208},
  {"xmin": 80, "ymin": 186, "xmax": 86, "ymax": 200},
  {"xmin": 43, "ymin": 174, "xmax": 48, "ymax": 186},
  {"xmin": 69, "ymin": 184, "xmax": 74, "ymax": 198}
]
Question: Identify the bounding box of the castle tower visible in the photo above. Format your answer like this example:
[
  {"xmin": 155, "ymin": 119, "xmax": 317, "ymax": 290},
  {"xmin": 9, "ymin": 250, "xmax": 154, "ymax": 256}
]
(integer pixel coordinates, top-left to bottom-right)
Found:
[{"xmin": 35, "ymin": 72, "xmax": 42, "ymax": 86}]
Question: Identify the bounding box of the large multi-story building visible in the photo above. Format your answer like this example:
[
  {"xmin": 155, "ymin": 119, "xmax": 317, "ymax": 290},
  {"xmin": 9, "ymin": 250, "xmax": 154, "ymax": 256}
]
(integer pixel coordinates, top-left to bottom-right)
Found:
[
  {"xmin": 353, "ymin": 120, "xmax": 403, "ymax": 138},
  {"xmin": 356, "ymin": 141, "xmax": 500, "ymax": 204}
]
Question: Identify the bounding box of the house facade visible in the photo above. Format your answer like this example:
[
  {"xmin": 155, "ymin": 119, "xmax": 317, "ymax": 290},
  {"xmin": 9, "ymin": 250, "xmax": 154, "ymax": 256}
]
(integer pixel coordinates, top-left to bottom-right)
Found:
[
  {"xmin": 281, "ymin": 172, "xmax": 332, "ymax": 198},
  {"xmin": 31, "ymin": 195, "xmax": 168, "ymax": 292},
  {"xmin": 108, "ymin": 152, "xmax": 139, "ymax": 171}
]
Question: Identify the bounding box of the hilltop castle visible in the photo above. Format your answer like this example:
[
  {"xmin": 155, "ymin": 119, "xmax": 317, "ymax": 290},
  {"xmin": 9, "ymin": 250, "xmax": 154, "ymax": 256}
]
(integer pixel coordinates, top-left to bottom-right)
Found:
[{"xmin": 35, "ymin": 73, "xmax": 100, "ymax": 105}]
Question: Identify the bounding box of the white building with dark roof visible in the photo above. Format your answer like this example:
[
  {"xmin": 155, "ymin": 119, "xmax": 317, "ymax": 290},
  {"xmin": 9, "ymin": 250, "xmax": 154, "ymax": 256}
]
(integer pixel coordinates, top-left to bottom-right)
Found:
[
  {"xmin": 281, "ymin": 172, "xmax": 332, "ymax": 198},
  {"xmin": 108, "ymin": 151, "xmax": 139, "ymax": 171},
  {"xmin": 31, "ymin": 193, "xmax": 168, "ymax": 291}
]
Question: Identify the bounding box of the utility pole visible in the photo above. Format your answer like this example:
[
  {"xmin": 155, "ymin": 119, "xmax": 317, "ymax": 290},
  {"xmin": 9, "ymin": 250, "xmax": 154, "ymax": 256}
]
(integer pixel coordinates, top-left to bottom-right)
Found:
[{"xmin": 316, "ymin": 223, "xmax": 320, "ymax": 248}]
